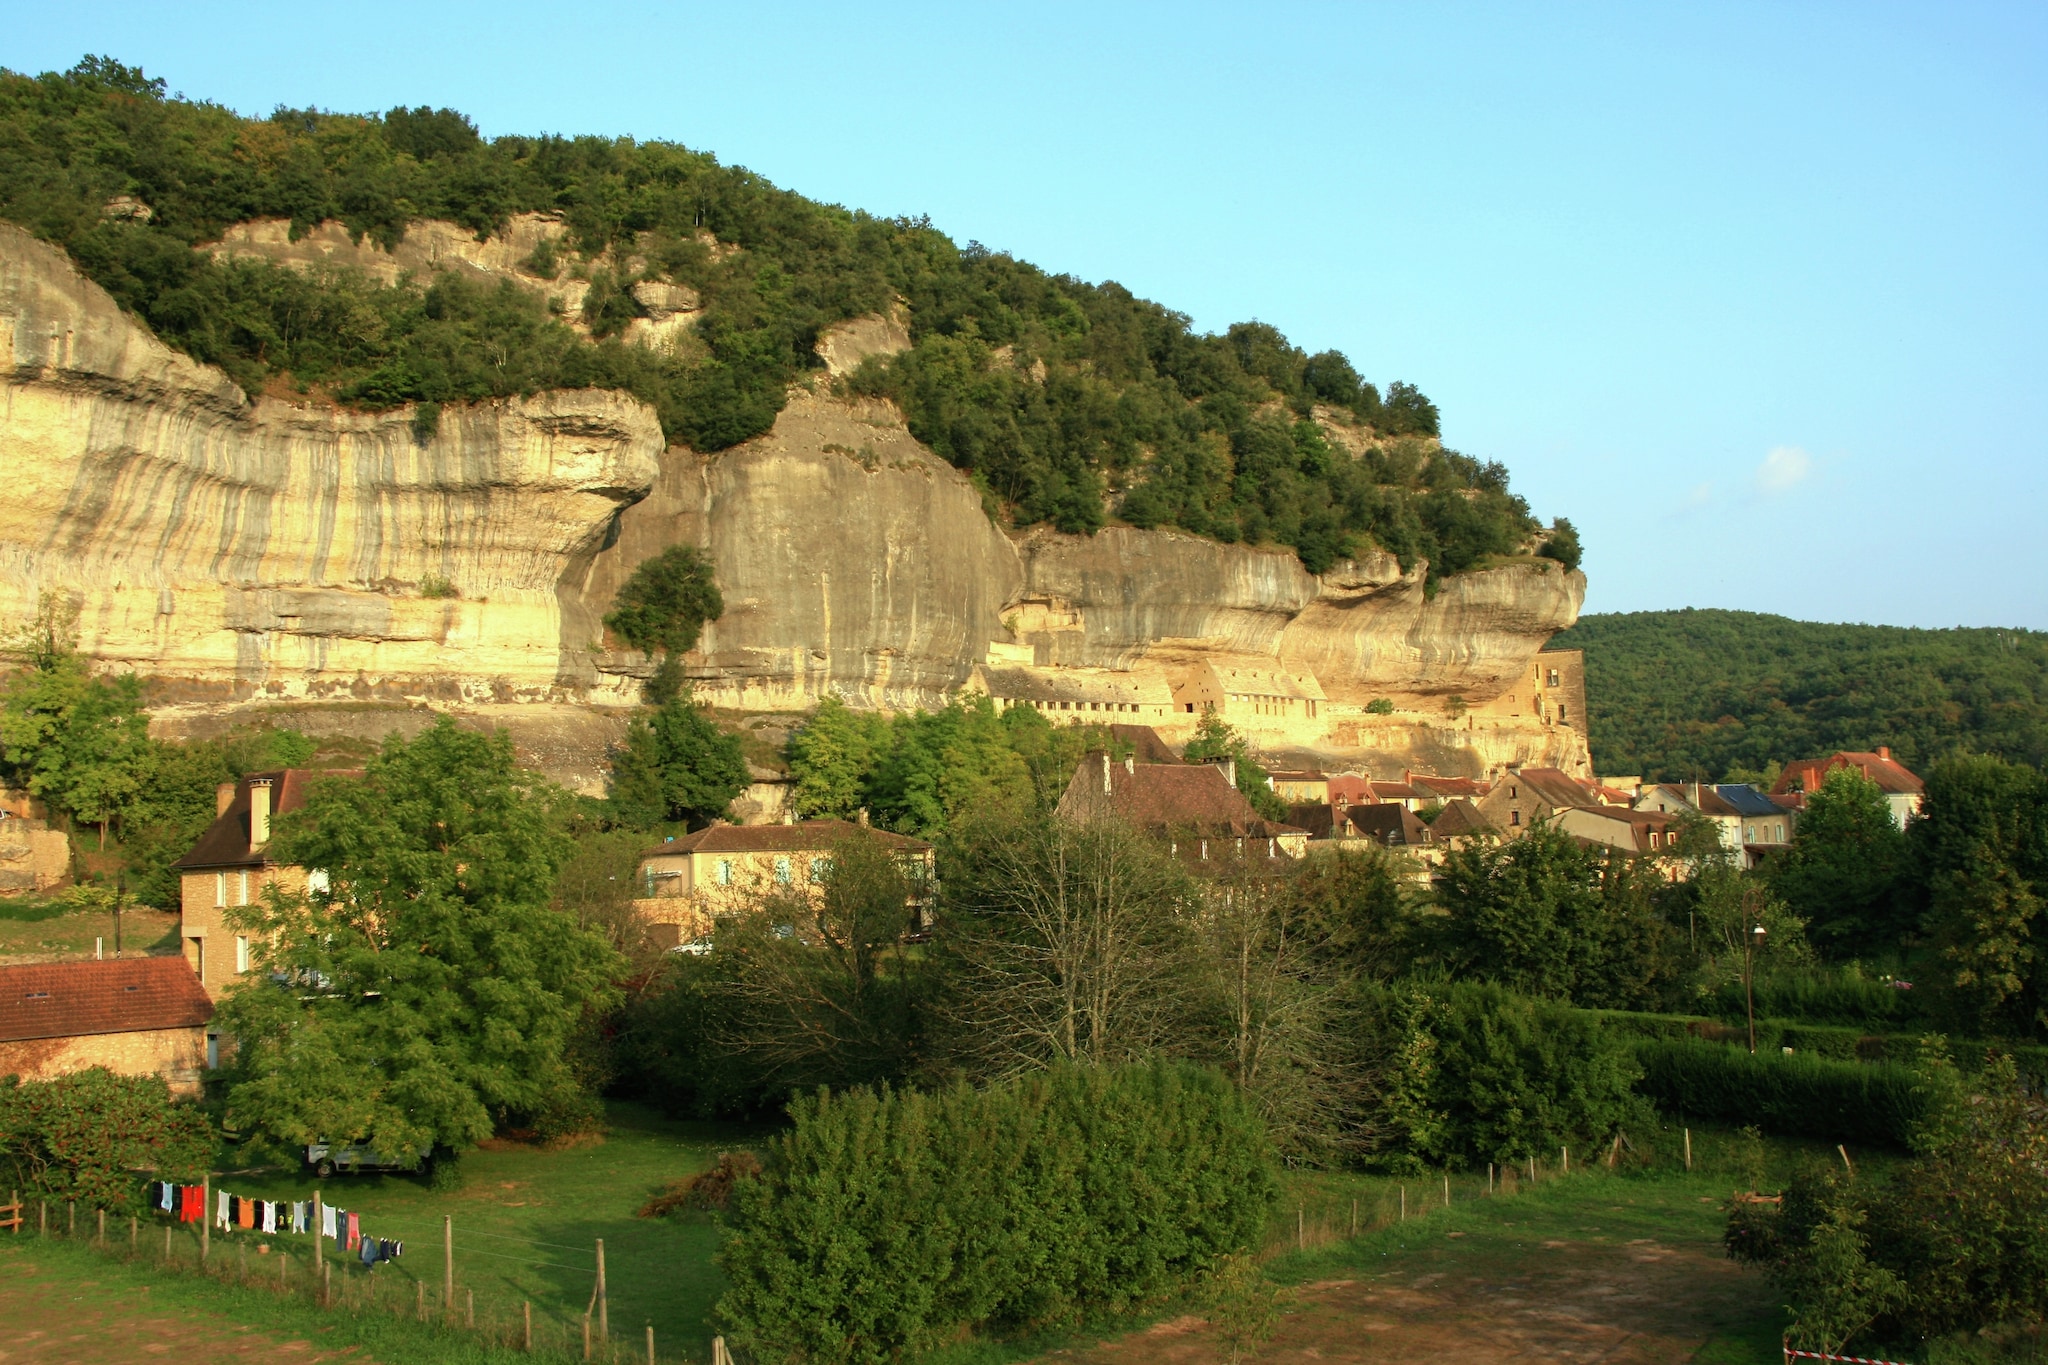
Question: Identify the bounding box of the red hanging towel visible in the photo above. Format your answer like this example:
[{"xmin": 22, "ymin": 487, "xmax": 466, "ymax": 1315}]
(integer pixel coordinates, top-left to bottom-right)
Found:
[
  {"xmin": 178, "ymin": 1185, "xmax": 198, "ymax": 1223},
  {"xmin": 345, "ymin": 1211, "xmax": 360, "ymax": 1252}
]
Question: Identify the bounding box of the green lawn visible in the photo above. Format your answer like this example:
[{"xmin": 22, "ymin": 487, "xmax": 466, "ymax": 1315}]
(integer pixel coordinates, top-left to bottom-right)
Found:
[
  {"xmin": 0, "ymin": 897, "xmax": 180, "ymax": 961},
  {"xmin": 206, "ymin": 1100, "xmax": 758, "ymax": 1359}
]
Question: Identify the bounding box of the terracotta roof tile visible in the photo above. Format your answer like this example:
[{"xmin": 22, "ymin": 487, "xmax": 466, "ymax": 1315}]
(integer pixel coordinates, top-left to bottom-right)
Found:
[
  {"xmin": 0, "ymin": 957, "xmax": 213, "ymax": 1043},
  {"xmin": 1772, "ymin": 752, "xmax": 1924, "ymax": 797}
]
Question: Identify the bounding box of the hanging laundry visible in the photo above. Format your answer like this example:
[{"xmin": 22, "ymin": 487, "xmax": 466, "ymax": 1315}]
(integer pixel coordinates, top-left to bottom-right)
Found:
[
  {"xmin": 359, "ymin": 1237, "xmax": 381, "ymax": 1268},
  {"xmin": 321, "ymin": 1204, "xmax": 338, "ymax": 1240},
  {"xmin": 157, "ymin": 1182, "xmax": 173, "ymax": 1213},
  {"xmin": 345, "ymin": 1211, "xmax": 361, "ymax": 1252},
  {"xmin": 216, "ymin": 1189, "xmax": 230, "ymax": 1229},
  {"xmin": 236, "ymin": 1197, "xmax": 254, "ymax": 1230}
]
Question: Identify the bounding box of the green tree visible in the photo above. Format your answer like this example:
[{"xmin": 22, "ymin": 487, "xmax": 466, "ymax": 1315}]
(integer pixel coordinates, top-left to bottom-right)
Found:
[
  {"xmin": 1913, "ymin": 754, "xmax": 2048, "ymax": 1036},
  {"xmin": 1180, "ymin": 715, "xmax": 1289, "ymax": 821},
  {"xmin": 607, "ymin": 690, "xmax": 750, "ymax": 829},
  {"xmin": 0, "ymin": 1068, "xmax": 214, "ymax": 1214},
  {"xmin": 0, "ymin": 596, "xmax": 153, "ymax": 846},
  {"xmin": 604, "ymin": 545, "xmax": 724, "ymax": 657},
  {"xmin": 1767, "ymin": 767, "xmax": 1911, "ymax": 960},
  {"xmin": 786, "ymin": 697, "xmax": 890, "ymax": 819},
  {"xmin": 214, "ymin": 718, "xmax": 622, "ymax": 1162}
]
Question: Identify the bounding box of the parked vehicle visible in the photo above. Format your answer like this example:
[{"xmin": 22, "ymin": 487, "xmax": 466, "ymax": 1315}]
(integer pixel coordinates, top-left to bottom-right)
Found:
[{"xmin": 305, "ymin": 1141, "xmax": 431, "ymax": 1178}]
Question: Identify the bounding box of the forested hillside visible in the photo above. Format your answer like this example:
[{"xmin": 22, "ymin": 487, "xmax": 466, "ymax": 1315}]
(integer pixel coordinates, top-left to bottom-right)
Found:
[
  {"xmin": 0, "ymin": 56, "xmax": 1570, "ymax": 579},
  {"xmin": 1553, "ymin": 609, "xmax": 2048, "ymax": 780}
]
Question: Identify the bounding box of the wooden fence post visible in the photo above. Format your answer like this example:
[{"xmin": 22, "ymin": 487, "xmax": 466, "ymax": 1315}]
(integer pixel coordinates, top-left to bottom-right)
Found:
[
  {"xmin": 1296, "ymin": 1205, "xmax": 1303, "ymax": 1250},
  {"xmin": 1488, "ymin": 1163, "xmax": 1495, "ymax": 1194},
  {"xmin": 1561, "ymin": 1145, "xmax": 1569, "ymax": 1176},
  {"xmin": 648, "ymin": 1324, "xmax": 656, "ymax": 1364},
  {"xmin": 130, "ymin": 1214, "xmax": 136, "ymax": 1250},
  {"xmin": 524, "ymin": 1300, "xmax": 532, "ymax": 1352},
  {"xmin": 68, "ymin": 1200, "xmax": 75, "ymax": 1235},
  {"xmin": 1684, "ymin": 1128, "xmax": 1692, "ymax": 1172},
  {"xmin": 596, "ymin": 1238, "xmax": 608, "ymax": 1342},
  {"xmin": 1350, "ymin": 1198, "xmax": 1357, "ymax": 1237},
  {"xmin": 200, "ymin": 1176, "xmax": 210, "ymax": 1263},
  {"xmin": 444, "ymin": 1215, "xmax": 454, "ymax": 1323},
  {"xmin": 583, "ymin": 1311, "xmax": 592, "ymax": 1361},
  {"xmin": 97, "ymin": 1207, "xmax": 105, "ymax": 1243},
  {"xmin": 1443, "ymin": 1173, "xmax": 1450, "ymax": 1207},
  {"xmin": 1399, "ymin": 1185, "xmax": 1405, "ymax": 1220},
  {"xmin": 467, "ymin": 1287, "xmax": 474, "ymax": 1329},
  {"xmin": 417, "ymin": 1280, "xmax": 426, "ymax": 1321},
  {"xmin": 313, "ymin": 1191, "xmax": 324, "ymax": 1276}
]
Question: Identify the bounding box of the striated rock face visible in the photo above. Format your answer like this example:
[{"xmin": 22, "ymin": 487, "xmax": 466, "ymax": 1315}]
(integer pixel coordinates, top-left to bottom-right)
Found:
[
  {"xmin": 0, "ymin": 222, "xmax": 662, "ymax": 704},
  {"xmin": 2, "ymin": 219, "xmax": 1586, "ymax": 783}
]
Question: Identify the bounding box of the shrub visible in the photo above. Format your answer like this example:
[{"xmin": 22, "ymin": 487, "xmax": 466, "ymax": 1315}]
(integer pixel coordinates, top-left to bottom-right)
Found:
[
  {"xmin": 715, "ymin": 1062, "xmax": 1275, "ymax": 1365},
  {"xmin": 1633, "ymin": 1038, "xmax": 1931, "ymax": 1147},
  {"xmin": 0, "ymin": 1069, "xmax": 214, "ymax": 1213},
  {"xmin": 603, "ymin": 545, "xmax": 723, "ymax": 657},
  {"xmin": 1360, "ymin": 981, "xmax": 1646, "ymax": 1169}
]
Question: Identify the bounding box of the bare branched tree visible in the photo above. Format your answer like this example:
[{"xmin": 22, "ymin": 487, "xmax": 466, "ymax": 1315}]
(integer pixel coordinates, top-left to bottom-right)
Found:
[
  {"xmin": 715, "ymin": 832, "xmax": 927, "ymax": 1091},
  {"xmin": 937, "ymin": 815, "xmax": 1201, "ymax": 1078}
]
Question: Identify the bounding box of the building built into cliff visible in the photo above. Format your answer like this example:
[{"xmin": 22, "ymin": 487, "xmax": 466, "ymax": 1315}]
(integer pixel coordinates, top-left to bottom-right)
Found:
[{"xmin": 1056, "ymin": 751, "xmax": 1309, "ymax": 865}]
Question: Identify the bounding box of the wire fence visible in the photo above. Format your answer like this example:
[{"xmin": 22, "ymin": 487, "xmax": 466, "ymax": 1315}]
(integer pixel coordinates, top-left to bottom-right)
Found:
[{"xmin": 5, "ymin": 1193, "xmax": 678, "ymax": 1363}]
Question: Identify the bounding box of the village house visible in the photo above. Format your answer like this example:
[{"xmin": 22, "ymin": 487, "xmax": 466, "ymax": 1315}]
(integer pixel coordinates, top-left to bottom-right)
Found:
[
  {"xmin": 1429, "ymin": 798, "xmax": 1494, "ymax": 849},
  {"xmin": 1555, "ymin": 805, "xmax": 1686, "ymax": 864},
  {"xmin": 1164, "ymin": 658, "xmax": 1328, "ymax": 743},
  {"xmin": 1369, "ymin": 779, "xmax": 1427, "ymax": 812},
  {"xmin": 172, "ymin": 770, "xmax": 352, "ymax": 1000},
  {"xmin": 1326, "ymin": 773, "xmax": 1375, "ymax": 810},
  {"xmin": 1057, "ymin": 752, "xmax": 1309, "ymax": 865},
  {"xmin": 1473, "ymin": 766, "xmax": 1602, "ymax": 835},
  {"xmin": 1772, "ymin": 749, "xmax": 1925, "ymax": 829},
  {"xmin": 1265, "ymin": 769, "xmax": 1330, "ymax": 804},
  {"xmin": 1631, "ymin": 782, "xmax": 1794, "ymax": 867},
  {"xmin": 0, "ymin": 956, "xmax": 214, "ymax": 1095},
  {"xmin": 631, "ymin": 817, "xmax": 937, "ymax": 948},
  {"xmin": 1715, "ymin": 784, "xmax": 1795, "ymax": 859},
  {"xmin": 1406, "ymin": 772, "xmax": 1492, "ymax": 806}
]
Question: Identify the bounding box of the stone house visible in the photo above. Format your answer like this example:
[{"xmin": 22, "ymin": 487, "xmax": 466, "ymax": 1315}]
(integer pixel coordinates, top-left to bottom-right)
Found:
[
  {"xmin": 172, "ymin": 770, "xmax": 352, "ymax": 998},
  {"xmin": 0, "ymin": 956, "xmax": 214, "ymax": 1095},
  {"xmin": 1473, "ymin": 766, "xmax": 1600, "ymax": 836},
  {"xmin": 962, "ymin": 662, "xmax": 1178, "ymax": 724},
  {"xmin": 1772, "ymin": 749, "xmax": 1924, "ymax": 829},
  {"xmin": 0, "ymin": 790, "xmax": 69, "ymax": 896},
  {"xmin": 1714, "ymin": 784, "xmax": 1795, "ymax": 860},
  {"xmin": 1406, "ymin": 773, "xmax": 1492, "ymax": 806},
  {"xmin": 1058, "ymin": 751, "xmax": 1309, "ymax": 865},
  {"xmin": 1465, "ymin": 649, "xmax": 1590, "ymax": 772},
  {"xmin": 1265, "ymin": 770, "xmax": 1330, "ymax": 804},
  {"xmin": 632, "ymin": 817, "xmax": 937, "ymax": 948},
  {"xmin": 1555, "ymin": 805, "xmax": 1683, "ymax": 858}
]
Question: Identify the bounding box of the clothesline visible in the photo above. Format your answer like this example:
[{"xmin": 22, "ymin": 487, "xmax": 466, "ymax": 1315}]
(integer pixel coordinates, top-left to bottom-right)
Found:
[{"xmin": 147, "ymin": 1181, "xmax": 407, "ymax": 1269}]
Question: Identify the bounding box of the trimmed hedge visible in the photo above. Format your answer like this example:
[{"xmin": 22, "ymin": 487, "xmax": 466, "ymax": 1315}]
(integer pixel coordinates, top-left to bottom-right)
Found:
[
  {"xmin": 1632, "ymin": 1038, "xmax": 1932, "ymax": 1148},
  {"xmin": 716, "ymin": 1063, "xmax": 1275, "ymax": 1365}
]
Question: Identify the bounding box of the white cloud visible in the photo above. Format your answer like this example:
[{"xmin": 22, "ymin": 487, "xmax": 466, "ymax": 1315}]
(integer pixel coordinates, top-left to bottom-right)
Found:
[{"xmin": 1754, "ymin": 445, "xmax": 1814, "ymax": 496}]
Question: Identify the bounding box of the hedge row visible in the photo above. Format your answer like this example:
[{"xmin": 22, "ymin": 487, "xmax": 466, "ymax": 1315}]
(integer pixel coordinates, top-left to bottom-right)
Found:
[
  {"xmin": 1632, "ymin": 1038, "xmax": 1933, "ymax": 1148},
  {"xmin": 715, "ymin": 1063, "xmax": 1275, "ymax": 1365},
  {"xmin": 1592, "ymin": 1008, "xmax": 2048, "ymax": 1076}
]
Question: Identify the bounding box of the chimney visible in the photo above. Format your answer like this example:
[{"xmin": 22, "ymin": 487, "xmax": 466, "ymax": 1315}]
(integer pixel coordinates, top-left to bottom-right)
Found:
[
  {"xmin": 1124, "ymin": 754, "xmax": 1135, "ymax": 776},
  {"xmin": 1102, "ymin": 752, "xmax": 1113, "ymax": 795},
  {"xmin": 249, "ymin": 778, "xmax": 273, "ymax": 852},
  {"xmin": 1877, "ymin": 746, "xmax": 1891, "ymax": 762},
  {"xmin": 1213, "ymin": 756, "xmax": 1236, "ymax": 789},
  {"xmin": 782, "ymin": 808, "xmax": 795, "ymax": 825},
  {"xmin": 857, "ymin": 808, "xmax": 870, "ymax": 828},
  {"xmin": 216, "ymin": 782, "xmax": 236, "ymax": 817}
]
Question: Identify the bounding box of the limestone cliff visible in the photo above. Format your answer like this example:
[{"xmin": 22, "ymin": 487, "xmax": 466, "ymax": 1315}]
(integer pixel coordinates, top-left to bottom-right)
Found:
[{"xmin": 1, "ymin": 219, "xmax": 1587, "ymax": 785}]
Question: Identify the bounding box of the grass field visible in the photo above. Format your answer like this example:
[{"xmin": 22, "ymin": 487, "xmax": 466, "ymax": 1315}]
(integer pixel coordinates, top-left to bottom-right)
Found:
[{"xmin": 0, "ymin": 895, "xmax": 179, "ymax": 962}]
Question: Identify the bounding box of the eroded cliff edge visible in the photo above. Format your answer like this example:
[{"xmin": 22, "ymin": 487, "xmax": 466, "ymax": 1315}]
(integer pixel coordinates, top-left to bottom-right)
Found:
[{"xmin": 1, "ymin": 219, "xmax": 1588, "ymax": 784}]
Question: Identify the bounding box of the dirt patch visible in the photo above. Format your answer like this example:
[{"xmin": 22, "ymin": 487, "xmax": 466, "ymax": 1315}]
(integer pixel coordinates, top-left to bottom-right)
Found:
[
  {"xmin": 1045, "ymin": 1235, "xmax": 1769, "ymax": 1365},
  {"xmin": 0, "ymin": 1258, "xmax": 356, "ymax": 1363}
]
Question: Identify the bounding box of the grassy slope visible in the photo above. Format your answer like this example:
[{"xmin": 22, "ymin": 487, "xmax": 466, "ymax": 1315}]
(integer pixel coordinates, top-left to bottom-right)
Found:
[
  {"xmin": 192, "ymin": 1101, "xmax": 751, "ymax": 1357},
  {"xmin": 0, "ymin": 898, "xmax": 178, "ymax": 961},
  {"xmin": 1552, "ymin": 608, "xmax": 2048, "ymax": 780}
]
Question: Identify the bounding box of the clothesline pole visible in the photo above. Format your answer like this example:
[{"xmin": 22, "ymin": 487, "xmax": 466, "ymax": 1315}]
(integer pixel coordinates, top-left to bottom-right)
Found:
[
  {"xmin": 201, "ymin": 1175, "xmax": 210, "ymax": 1263},
  {"xmin": 444, "ymin": 1215, "xmax": 454, "ymax": 1323},
  {"xmin": 313, "ymin": 1191, "xmax": 324, "ymax": 1275}
]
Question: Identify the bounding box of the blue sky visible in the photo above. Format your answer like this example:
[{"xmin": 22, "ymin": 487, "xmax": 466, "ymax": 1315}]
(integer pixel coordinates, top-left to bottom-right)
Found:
[{"xmin": 9, "ymin": 2, "xmax": 2044, "ymax": 628}]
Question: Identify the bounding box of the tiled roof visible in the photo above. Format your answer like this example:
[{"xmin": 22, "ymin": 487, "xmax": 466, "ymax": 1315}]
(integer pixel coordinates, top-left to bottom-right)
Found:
[
  {"xmin": 1059, "ymin": 752, "xmax": 1306, "ymax": 839},
  {"xmin": 1347, "ymin": 804, "xmax": 1433, "ymax": 847},
  {"xmin": 0, "ymin": 956, "xmax": 213, "ymax": 1042},
  {"xmin": 1286, "ymin": 803, "xmax": 1341, "ymax": 839},
  {"xmin": 173, "ymin": 770, "xmax": 360, "ymax": 871},
  {"xmin": 1266, "ymin": 769, "xmax": 1327, "ymax": 783},
  {"xmin": 1430, "ymin": 799, "xmax": 1493, "ymax": 838},
  {"xmin": 647, "ymin": 820, "xmax": 932, "ymax": 858},
  {"xmin": 1370, "ymin": 781, "xmax": 1422, "ymax": 802},
  {"xmin": 1108, "ymin": 725, "xmax": 1182, "ymax": 765},
  {"xmin": 1508, "ymin": 767, "xmax": 1599, "ymax": 810},
  {"xmin": 1772, "ymin": 752, "xmax": 1925, "ymax": 797},
  {"xmin": 1408, "ymin": 774, "xmax": 1489, "ymax": 800}
]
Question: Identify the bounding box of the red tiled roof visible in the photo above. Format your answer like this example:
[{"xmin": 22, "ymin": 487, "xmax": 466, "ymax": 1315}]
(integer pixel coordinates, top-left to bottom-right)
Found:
[
  {"xmin": 646, "ymin": 820, "xmax": 932, "ymax": 857},
  {"xmin": 1346, "ymin": 804, "xmax": 1433, "ymax": 847},
  {"xmin": 1408, "ymin": 774, "xmax": 1490, "ymax": 800},
  {"xmin": 173, "ymin": 769, "xmax": 362, "ymax": 871},
  {"xmin": 1370, "ymin": 781, "xmax": 1422, "ymax": 801},
  {"xmin": 1430, "ymin": 799, "xmax": 1493, "ymax": 839},
  {"xmin": 1772, "ymin": 752, "xmax": 1924, "ymax": 797},
  {"xmin": 0, "ymin": 957, "xmax": 213, "ymax": 1043},
  {"xmin": 1060, "ymin": 752, "xmax": 1306, "ymax": 839},
  {"xmin": 1108, "ymin": 725, "xmax": 1182, "ymax": 765},
  {"xmin": 1506, "ymin": 767, "xmax": 1599, "ymax": 810}
]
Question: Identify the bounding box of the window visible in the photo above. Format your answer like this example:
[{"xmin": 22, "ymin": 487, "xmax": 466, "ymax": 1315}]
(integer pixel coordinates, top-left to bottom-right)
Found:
[
  {"xmin": 716, "ymin": 859, "xmax": 733, "ymax": 886},
  {"xmin": 214, "ymin": 873, "xmax": 225, "ymax": 909},
  {"xmin": 1558, "ymin": 705, "xmax": 1568, "ymax": 722},
  {"xmin": 1510, "ymin": 785, "xmax": 1518, "ymax": 799},
  {"xmin": 775, "ymin": 856, "xmax": 792, "ymax": 884},
  {"xmin": 1547, "ymin": 669, "xmax": 1560, "ymax": 688},
  {"xmin": 1509, "ymin": 810, "xmax": 1521, "ymax": 827},
  {"xmin": 1648, "ymin": 832, "xmax": 1659, "ymax": 849},
  {"xmin": 206, "ymin": 1033, "xmax": 219, "ymax": 1070},
  {"xmin": 235, "ymin": 936, "xmax": 250, "ymax": 973},
  {"xmin": 237, "ymin": 871, "xmax": 250, "ymax": 906},
  {"xmin": 809, "ymin": 856, "xmax": 829, "ymax": 884},
  {"xmin": 1745, "ymin": 826, "xmax": 1755, "ymax": 844}
]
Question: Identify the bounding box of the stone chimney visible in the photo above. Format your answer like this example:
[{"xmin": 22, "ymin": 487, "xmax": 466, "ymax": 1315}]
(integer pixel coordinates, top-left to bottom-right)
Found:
[
  {"xmin": 782, "ymin": 808, "xmax": 796, "ymax": 825},
  {"xmin": 1211, "ymin": 756, "xmax": 1236, "ymax": 789},
  {"xmin": 1877, "ymin": 746, "xmax": 1891, "ymax": 762},
  {"xmin": 249, "ymin": 778, "xmax": 273, "ymax": 852},
  {"xmin": 857, "ymin": 808, "xmax": 870, "ymax": 828},
  {"xmin": 1124, "ymin": 754, "xmax": 1136, "ymax": 776},
  {"xmin": 216, "ymin": 782, "xmax": 236, "ymax": 817}
]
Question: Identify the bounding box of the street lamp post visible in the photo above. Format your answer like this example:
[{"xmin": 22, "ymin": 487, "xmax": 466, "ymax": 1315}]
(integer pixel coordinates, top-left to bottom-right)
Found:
[{"xmin": 1745, "ymin": 920, "xmax": 1767, "ymax": 1054}]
